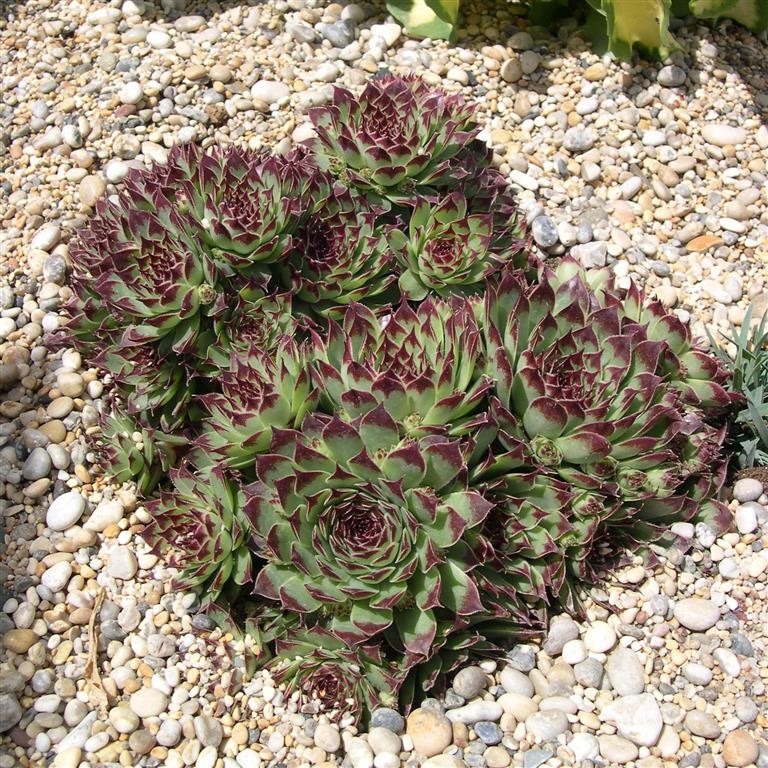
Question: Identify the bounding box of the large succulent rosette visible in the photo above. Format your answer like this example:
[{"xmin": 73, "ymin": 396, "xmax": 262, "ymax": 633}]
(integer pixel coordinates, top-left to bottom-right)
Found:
[
  {"xmin": 311, "ymin": 298, "xmax": 491, "ymax": 439},
  {"xmin": 244, "ymin": 407, "xmax": 492, "ymax": 656},
  {"xmin": 308, "ymin": 76, "xmax": 488, "ymax": 204},
  {"xmin": 483, "ymin": 260, "xmax": 735, "ymax": 556},
  {"xmin": 141, "ymin": 466, "xmax": 252, "ymax": 607}
]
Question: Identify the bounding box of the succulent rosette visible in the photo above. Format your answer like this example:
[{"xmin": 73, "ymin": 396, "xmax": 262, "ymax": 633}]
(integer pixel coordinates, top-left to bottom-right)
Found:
[
  {"xmin": 244, "ymin": 407, "xmax": 492, "ymax": 655},
  {"xmin": 391, "ymin": 192, "xmax": 530, "ymax": 300},
  {"xmin": 311, "ymin": 298, "xmax": 491, "ymax": 439},
  {"xmin": 279, "ymin": 186, "xmax": 397, "ymax": 312},
  {"xmin": 141, "ymin": 465, "xmax": 252, "ymax": 607},
  {"xmin": 483, "ymin": 260, "xmax": 734, "ymax": 537},
  {"xmin": 308, "ymin": 76, "xmax": 487, "ymax": 203},
  {"xmin": 193, "ymin": 339, "xmax": 318, "ymax": 470},
  {"xmin": 271, "ymin": 629, "xmax": 402, "ymax": 716}
]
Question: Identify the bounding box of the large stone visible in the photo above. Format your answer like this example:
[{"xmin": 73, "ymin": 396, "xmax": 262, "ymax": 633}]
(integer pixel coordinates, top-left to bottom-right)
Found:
[
  {"xmin": 0, "ymin": 694, "xmax": 22, "ymax": 732},
  {"xmin": 601, "ymin": 693, "xmax": 663, "ymax": 747},
  {"xmin": 684, "ymin": 710, "xmax": 720, "ymax": 739},
  {"xmin": 701, "ymin": 124, "xmax": 747, "ymax": 147},
  {"xmin": 452, "ymin": 667, "xmax": 487, "ymax": 700},
  {"xmin": 598, "ymin": 735, "xmax": 638, "ymax": 764},
  {"xmin": 129, "ymin": 688, "xmax": 168, "ymax": 718},
  {"xmin": 406, "ymin": 708, "xmax": 453, "ymax": 757},
  {"xmin": 500, "ymin": 666, "xmax": 534, "ymax": 697},
  {"xmin": 46, "ymin": 492, "xmax": 86, "ymax": 531},
  {"xmin": 525, "ymin": 710, "xmax": 569, "ymax": 741},
  {"xmin": 543, "ymin": 615, "xmax": 579, "ymax": 655},
  {"xmin": 445, "ymin": 700, "xmax": 502, "ymax": 724},
  {"xmin": 673, "ymin": 598, "xmax": 719, "ymax": 631},
  {"xmin": 723, "ymin": 730, "xmax": 760, "ymax": 767},
  {"xmin": 250, "ymin": 80, "xmax": 290, "ymax": 104},
  {"xmin": 605, "ymin": 647, "xmax": 645, "ymax": 695}
]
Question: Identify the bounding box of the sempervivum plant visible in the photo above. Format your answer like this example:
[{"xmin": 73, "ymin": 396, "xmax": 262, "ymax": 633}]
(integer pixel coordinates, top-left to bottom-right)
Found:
[
  {"xmin": 244, "ymin": 409, "xmax": 492, "ymax": 656},
  {"xmin": 307, "ymin": 75, "xmax": 488, "ymax": 204},
  {"xmin": 142, "ymin": 465, "xmax": 252, "ymax": 608},
  {"xmin": 65, "ymin": 74, "xmax": 738, "ymax": 726}
]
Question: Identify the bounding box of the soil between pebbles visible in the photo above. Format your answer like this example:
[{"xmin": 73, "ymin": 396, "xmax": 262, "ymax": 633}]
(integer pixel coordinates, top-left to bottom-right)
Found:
[{"xmin": 1, "ymin": 1, "xmax": 767, "ymax": 767}]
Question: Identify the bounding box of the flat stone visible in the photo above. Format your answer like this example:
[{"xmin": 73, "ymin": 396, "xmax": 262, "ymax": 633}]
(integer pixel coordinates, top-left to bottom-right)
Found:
[
  {"xmin": 500, "ymin": 667, "xmax": 534, "ymax": 697},
  {"xmin": 523, "ymin": 748, "xmax": 553, "ymax": 768},
  {"xmin": 701, "ymin": 124, "xmax": 747, "ymax": 147},
  {"xmin": 3, "ymin": 628, "xmax": 38, "ymax": 653},
  {"xmin": 601, "ymin": 693, "xmax": 663, "ymax": 747},
  {"xmin": 30, "ymin": 224, "xmax": 61, "ymax": 251},
  {"xmin": 682, "ymin": 662, "xmax": 713, "ymax": 686},
  {"xmin": 674, "ymin": 598, "xmax": 719, "ymax": 631},
  {"xmin": 525, "ymin": 710, "xmax": 569, "ymax": 741},
  {"xmin": 723, "ymin": 730, "xmax": 759, "ymax": 767},
  {"xmin": 406, "ymin": 708, "xmax": 453, "ymax": 758},
  {"xmin": 47, "ymin": 492, "xmax": 86, "ymax": 531},
  {"xmin": 129, "ymin": 688, "xmax": 168, "ymax": 718},
  {"xmin": 250, "ymin": 80, "xmax": 290, "ymax": 104},
  {"xmin": 598, "ymin": 735, "xmax": 639, "ymax": 764},
  {"xmin": 684, "ymin": 710, "xmax": 720, "ymax": 739},
  {"xmin": 606, "ymin": 647, "xmax": 645, "ymax": 695}
]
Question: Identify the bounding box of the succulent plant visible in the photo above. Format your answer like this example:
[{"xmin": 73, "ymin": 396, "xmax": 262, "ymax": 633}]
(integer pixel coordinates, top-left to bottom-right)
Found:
[
  {"xmin": 310, "ymin": 298, "xmax": 491, "ymax": 439},
  {"xmin": 271, "ymin": 628, "xmax": 402, "ymax": 717},
  {"xmin": 308, "ymin": 76, "xmax": 487, "ymax": 204},
  {"xmin": 142, "ymin": 465, "xmax": 252, "ymax": 607},
  {"xmin": 193, "ymin": 339, "xmax": 318, "ymax": 471},
  {"xmin": 279, "ymin": 186, "xmax": 397, "ymax": 313},
  {"xmin": 244, "ymin": 409, "xmax": 492, "ymax": 655},
  {"xmin": 392, "ymin": 191, "xmax": 529, "ymax": 300}
]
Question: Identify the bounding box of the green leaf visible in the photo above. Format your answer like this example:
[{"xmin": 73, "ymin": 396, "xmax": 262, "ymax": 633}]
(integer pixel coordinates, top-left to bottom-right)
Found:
[
  {"xmin": 397, "ymin": 607, "xmax": 437, "ymax": 657},
  {"xmin": 585, "ymin": 0, "xmax": 677, "ymax": 58},
  {"xmin": 386, "ymin": 0, "xmax": 460, "ymax": 42},
  {"xmin": 690, "ymin": 0, "xmax": 768, "ymax": 31}
]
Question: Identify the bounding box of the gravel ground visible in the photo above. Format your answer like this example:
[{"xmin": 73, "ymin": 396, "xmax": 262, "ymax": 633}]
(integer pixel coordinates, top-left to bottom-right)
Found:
[{"xmin": 1, "ymin": 1, "xmax": 767, "ymax": 767}]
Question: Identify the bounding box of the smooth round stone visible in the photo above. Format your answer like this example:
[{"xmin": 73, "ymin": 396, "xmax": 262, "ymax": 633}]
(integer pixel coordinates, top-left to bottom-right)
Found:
[
  {"xmin": 119, "ymin": 81, "xmax": 144, "ymax": 105},
  {"xmin": 484, "ymin": 746, "xmax": 511, "ymax": 768},
  {"xmin": 561, "ymin": 639, "xmax": 587, "ymax": 665},
  {"xmin": 563, "ymin": 127, "xmax": 596, "ymax": 152},
  {"xmin": 684, "ymin": 710, "xmax": 720, "ymax": 739},
  {"xmin": 41, "ymin": 561, "xmax": 72, "ymax": 592},
  {"xmin": 47, "ymin": 397, "xmax": 74, "ymax": 419},
  {"xmin": 673, "ymin": 598, "xmax": 719, "ymax": 631},
  {"xmin": 497, "ymin": 692, "xmax": 537, "ymax": 721},
  {"xmin": 525, "ymin": 710, "xmax": 569, "ymax": 741},
  {"xmin": 701, "ymin": 124, "xmax": 747, "ymax": 147},
  {"xmin": 347, "ymin": 737, "xmax": 374, "ymax": 768},
  {"xmin": 0, "ymin": 694, "xmax": 22, "ymax": 732},
  {"xmin": 583, "ymin": 621, "xmax": 617, "ymax": 653},
  {"xmin": 531, "ymin": 216, "xmax": 558, "ymax": 248},
  {"xmin": 47, "ymin": 492, "xmax": 86, "ymax": 531},
  {"xmin": 723, "ymin": 730, "xmax": 759, "ymax": 767},
  {"xmin": 64, "ymin": 699, "xmax": 88, "ymax": 727},
  {"xmin": 129, "ymin": 688, "xmax": 168, "ymax": 718},
  {"xmin": 146, "ymin": 29, "xmax": 172, "ymax": 48},
  {"xmin": 452, "ymin": 666, "xmax": 487, "ymax": 700},
  {"xmin": 406, "ymin": 708, "xmax": 452, "ymax": 758},
  {"xmin": 49, "ymin": 444, "xmax": 71, "ymax": 471},
  {"xmin": 714, "ymin": 647, "xmax": 740, "ymax": 677},
  {"xmin": 107, "ymin": 546, "xmax": 138, "ymax": 580},
  {"xmin": 313, "ymin": 722, "xmax": 341, "ymax": 752},
  {"xmin": 543, "ymin": 615, "xmax": 580, "ymax": 655},
  {"xmin": 368, "ymin": 727, "xmax": 401, "ymax": 755},
  {"xmin": 682, "ymin": 662, "xmax": 713, "ymax": 686},
  {"xmin": 606, "ymin": 647, "xmax": 644, "ymax": 695},
  {"xmin": 129, "ymin": 729, "xmax": 156, "ymax": 755},
  {"xmin": 84, "ymin": 732, "xmax": 110, "ymax": 752},
  {"xmin": 109, "ymin": 705, "xmax": 139, "ymax": 733},
  {"xmin": 22, "ymin": 447, "xmax": 52, "ymax": 480},
  {"xmin": 599, "ymin": 735, "xmax": 638, "ymax": 764},
  {"xmin": 574, "ymin": 657, "xmax": 604, "ymax": 688},
  {"xmin": 3, "ymin": 629, "xmax": 37, "ymax": 653},
  {"xmin": 194, "ymin": 714, "xmax": 223, "ymax": 747},
  {"xmin": 57, "ymin": 371, "xmax": 84, "ymax": 397},
  {"xmin": 30, "ymin": 224, "xmax": 61, "ymax": 251},
  {"xmin": 250, "ymin": 80, "xmax": 290, "ymax": 104},
  {"xmin": 602, "ymin": 693, "xmax": 663, "ymax": 746},
  {"xmin": 500, "ymin": 666, "xmax": 534, "ymax": 697},
  {"xmin": 475, "ymin": 721, "xmax": 503, "ymax": 745},
  {"xmin": 53, "ymin": 746, "xmax": 81, "ymax": 768},
  {"xmin": 370, "ymin": 708, "xmax": 404, "ymax": 734},
  {"xmin": 735, "ymin": 504, "xmax": 758, "ymax": 535},
  {"xmin": 733, "ymin": 697, "xmax": 758, "ymax": 724},
  {"xmin": 657, "ymin": 65, "xmax": 686, "ymax": 87},
  {"xmin": 506, "ymin": 645, "xmax": 536, "ymax": 672},
  {"xmin": 733, "ymin": 478, "xmax": 763, "ymax": 502},
  {"xmin": 570, "ymin": 733, "xmax": 600, "ymax": 762},
  {"xmin": 156, "ymin": 718, "xmax": 182, "ymax": 747}
]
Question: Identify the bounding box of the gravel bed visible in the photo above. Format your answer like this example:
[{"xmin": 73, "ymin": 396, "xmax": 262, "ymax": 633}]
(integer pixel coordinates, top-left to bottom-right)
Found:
[{"xmin": 1, "ymin": 1, "xmax": 767, "ymax": 767}]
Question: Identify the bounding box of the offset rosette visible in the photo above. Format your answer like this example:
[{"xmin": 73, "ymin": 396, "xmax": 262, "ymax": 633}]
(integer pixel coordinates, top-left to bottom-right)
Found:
[
  {"xmin": 271, "ymin": 629, "xmax": 402, "ymax": 717},
  {"xmin": 393, "ymin": 192, "xmax": 529, "ymax": 300},
  {"xmin": 280, "ymin": 187, "xmax": 396, "ymax": 312},
  {"xmin": 244, "ymin": 407, "xmax": 492, "ymax": 656},
  {"xmin": 193, "ymin": 338, "xmax": 318, "ymax": 470},
  {"xmin": 141, "ymin": 466, "xmax": 252, "ymax": 607},
  {"xmin": 311, "ymin": 298, "xmax": 490, "ymax": 438},
  {"xmin": 308, "ymin": 76, "xmax": 487, "ymax": 203}
]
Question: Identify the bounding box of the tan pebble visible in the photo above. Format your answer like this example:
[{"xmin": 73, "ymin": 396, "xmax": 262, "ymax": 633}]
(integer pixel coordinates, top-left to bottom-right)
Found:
[
  {"xmin": 75, "ymin": 465, "xmax": 91, "ymax": 483},
  {"xmin": 584, "ymin": 62, "xmax": 608, "ymax": 81},
  {"xmin": 3, "ymin": 628, "xmax": 38, "ymax": 653},
  {"xmin": 53, "ymin": 746, "xmax": 82, "ymax": 768},
  {"xmin": 102, "ymin": 523, "xmax": 121, "ymax": 538},
  {"xmin": 484, "ymin": 746, "xmax": 511, "ymax": 768},
  {"xmin": 39, "ymin": 420, "xmax": 67, "ymax": 442},
  {"xmin": 452, "ymin": 721, "xmax": 469, "ymax": 747},
  {"xmin": 722, "ymin": 730, "xmax": 759, "ymax": 767},
  {"xmin": 687, "ymin": 235, "xmax": 723, "ymax": 253},
  {"xmin": 406, "ymin": 708, "xmax": 453, "ymax": 757}
]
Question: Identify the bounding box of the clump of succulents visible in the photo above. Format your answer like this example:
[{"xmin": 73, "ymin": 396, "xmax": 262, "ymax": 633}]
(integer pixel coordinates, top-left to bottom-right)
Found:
[{"xmin": 65, "ymin": 75, "xmax": 738, "ymax": 724}]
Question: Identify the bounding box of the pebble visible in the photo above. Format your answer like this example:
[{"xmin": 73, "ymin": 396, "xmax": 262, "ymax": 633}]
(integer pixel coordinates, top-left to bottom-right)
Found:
[
  {"xmin": 46, "ymin": 492, "xmax": 86, "ymax": 531},
  {"xmin": 531, "ymin": 216, "xmax": 559, "ymax": 249},
  {"xmin": 602, "ymin": 694, "xmax": 663, "ymax": 747},
  {"xmin": 500, "ymin": 667, "xmax": 534, "ymax": 697},
  {"xmin": 543, "ymin": 616, "xmax": 580, "ymax": 655},
  {"xmin": 673, "ymin": 597, "xmax": 719, "ymax": 631},
  {"xmin": 713, "ymin": 647, "xmax": 740, "ymax": 677},
  {"xmin": 194, "ymin": 715, "xmax": 223, "ymax": 747},
  {"xmin": 701, "ymin": 124, "xmax": 747, "ymax": 147},
  {"xmin": 570, "ymin": 733, "xmax": 600, "ymax": 762},
  {"xmin": 108, "ymin": 546, "xmax": 138, "ymax": 580},
  {"xmin": 251, "ymin": 80, "xmax": 290, "ymax": 104},
  {"xmin": 129, "ymin": 688, "xmax": 168, "ymax": 718},
  {"xmin": 347, "ymin": 737, "xmax": 374, "ymax": 768},
  {"xmin": 563, "ymin": 127, "xmax": 596, "ymax": 153},
  {"xmin": 446, "ymin": 701, "xmax": 503, "ymax": 724},
  {"xmin": 735, "ymin": 504, "xmax": 758, "ymax": 534},
  {"xmin": 370, "ymin": 709, "xmax": 404, "ymax": 734},
  {"xmin": 30, "ymin": 224, "xmax": 61, "ymax": 251},
  {"xmin": 583, "ymin": 621, "xmax": 617, "ymax": 652},
  {"xmin": 734, "ymin": 697, "xmax": 759, "ymax": 723},
  {"xmin": 0, "ymin": 694, "xmax": 22, "ymax": 732},
  {"xmin": 109, "ymin": 705, "xmax": 140, "ymax": 733},
  {"xmin": 723, "ymin": 731, "xmax": 760, "ymax": 767},
  {"xmin": 599, "ymin": 734, "xmax": 639, "ymax": 764},
  {"xmin": 605, "ymin": 647, "xmax": 644, "ymax": 695},
  {"xmin": 156, "ymin": 718, "xmax": 182, "ymax": 747},
  {"xmin": 41, "ymin": 561, "xmax": 72, "ymax": 592},
  {"xmin": 407, "ymin": 709, "xmax": 453, "ymax": 757},
  {"xmin": 561, "ymin": 639, "xmax": 587, "ymax": 665},
  {"xmin": 684, "ymin": 711, "xmax": 721, "ymax": 739},
  {"xmin": 22, "ymin": 446, "xmax": 52, "ymax": 480},
  {"xmin": 453, "ymin": 667, "xmax": 487, "ymax": 700},
  {"xmin": 657, "ymin": 65, "xmax": 687, "ymax": 86},
  {"xmin": 733, "ymin": 479, "xmax": 764, "ymax": 502},
  {"xmin": 525, "ymin": 710, "xmax": 569, "ymax": 741},
  {"xmin": 682, "ymin": 662, "xmax": 713, "ymax": 686},
  {"xmin": 119, "ymin": 81, "xmax": 144, "ymax": 105},
  {"xmin": 574, "ymin": 658, "xmax": 604, "ymax": 688},
  {"xmin": 497, "ymin": 693, "xmax": 537, "ymax": 721}
]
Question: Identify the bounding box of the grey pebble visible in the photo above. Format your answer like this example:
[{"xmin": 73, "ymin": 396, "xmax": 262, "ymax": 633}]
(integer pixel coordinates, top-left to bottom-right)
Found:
[
  {"xmin": 523, "ymin": 748, "xmax": 554, "ymax": 768},
  {"xmin": 475, "ymin": 720, "xmax": 503, "ymax": 745},
  {"xmin": 531, "ymin": 216, "xmax": 559, "ymax": 249},
  {"xmin": 574, "ymin": 658, "xmax": 604, "ymax": 688},
  {"xmin": 370, "ymin": 708, "xmax": 404, "ymax": 733}
]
